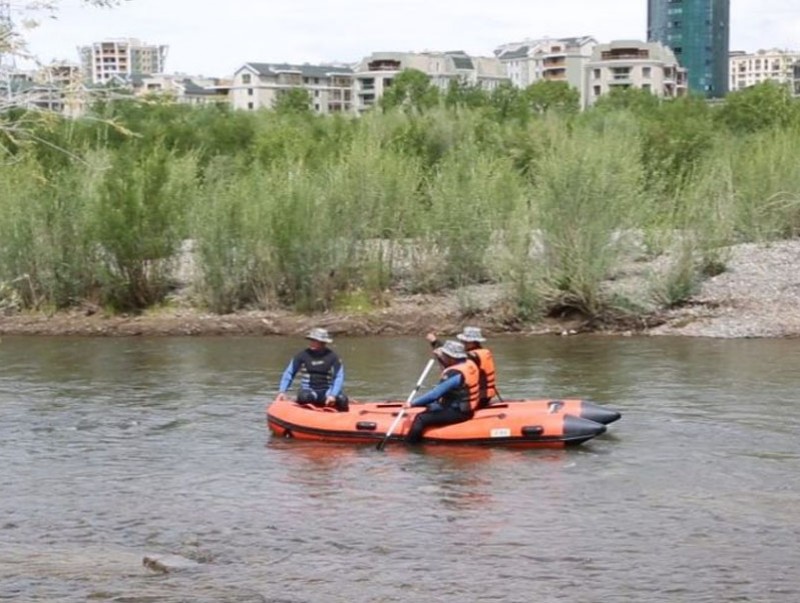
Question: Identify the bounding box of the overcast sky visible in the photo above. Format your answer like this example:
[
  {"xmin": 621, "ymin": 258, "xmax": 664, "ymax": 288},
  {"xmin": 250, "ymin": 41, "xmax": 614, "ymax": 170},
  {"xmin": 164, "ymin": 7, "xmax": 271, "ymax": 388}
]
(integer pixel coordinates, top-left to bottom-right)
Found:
[{"xmin": 16, "ymin": 0, "xmax": 800, "ymax": 76}]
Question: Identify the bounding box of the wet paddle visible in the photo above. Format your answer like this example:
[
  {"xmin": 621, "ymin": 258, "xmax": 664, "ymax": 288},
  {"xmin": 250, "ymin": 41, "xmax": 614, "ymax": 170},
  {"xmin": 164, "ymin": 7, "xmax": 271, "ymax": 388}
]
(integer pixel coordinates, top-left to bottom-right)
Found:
[{"xmin": 376, "ymin": 358, "xmax": 435, "ymax": 451}]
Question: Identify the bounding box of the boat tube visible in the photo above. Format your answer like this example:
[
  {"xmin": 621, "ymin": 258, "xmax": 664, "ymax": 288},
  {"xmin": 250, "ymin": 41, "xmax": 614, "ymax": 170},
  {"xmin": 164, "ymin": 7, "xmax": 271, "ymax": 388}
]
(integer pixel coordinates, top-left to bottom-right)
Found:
[{"xmin": 266, "ymin": 397, "xmax": 619, "ymax": 448}]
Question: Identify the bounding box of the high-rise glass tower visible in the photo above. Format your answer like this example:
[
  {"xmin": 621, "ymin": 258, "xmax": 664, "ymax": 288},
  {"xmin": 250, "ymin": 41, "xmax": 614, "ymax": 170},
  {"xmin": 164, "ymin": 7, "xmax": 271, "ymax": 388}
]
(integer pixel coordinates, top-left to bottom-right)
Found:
[{"xmin": 647, "ymin": 0, "xmax": 729, "ymax": 98}]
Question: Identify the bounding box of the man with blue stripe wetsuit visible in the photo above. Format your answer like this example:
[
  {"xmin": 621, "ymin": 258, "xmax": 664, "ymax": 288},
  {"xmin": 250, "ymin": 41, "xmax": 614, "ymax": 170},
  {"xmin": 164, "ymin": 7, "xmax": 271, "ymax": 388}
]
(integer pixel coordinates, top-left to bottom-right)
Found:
[{"xmin": 276, "ymin": 327, "xmax": 349, "ymax": 412}]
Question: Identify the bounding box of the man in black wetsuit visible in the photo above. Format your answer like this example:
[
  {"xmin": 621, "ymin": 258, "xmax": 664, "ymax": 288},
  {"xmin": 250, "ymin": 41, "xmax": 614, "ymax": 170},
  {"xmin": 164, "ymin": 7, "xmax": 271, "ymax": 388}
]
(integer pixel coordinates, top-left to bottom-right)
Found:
[{"xmin": 276, "ymin": 327, "xmax": 349, "ymax": 412}]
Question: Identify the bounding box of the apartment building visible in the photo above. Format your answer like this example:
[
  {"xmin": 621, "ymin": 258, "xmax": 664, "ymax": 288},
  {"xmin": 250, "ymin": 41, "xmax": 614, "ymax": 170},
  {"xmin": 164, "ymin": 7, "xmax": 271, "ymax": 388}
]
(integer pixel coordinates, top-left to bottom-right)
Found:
[
  {"xmin": 352, "ymin": 50, "xmax": 506, "ymax": 112},
  {"xmin": 230, "ymin": 63, "xmax": 354, "ymax": 113},
  {"xmin": 134, "ymin": 73, "xmax": 231, "ymax": 105},
  {"xmin": 729, "ymin": 49, "xmax": 800, "ymax": 93},
  {"xmin": 78, "ymin": 38, "xmax": 168, "ymax": 84},
  {"xmin": 585, "ymin": 40, "xmax": 687, "ymax": 108},
  {"xmin": 495, "ymin": 37, "xmax": 596, "ymax": 88}
]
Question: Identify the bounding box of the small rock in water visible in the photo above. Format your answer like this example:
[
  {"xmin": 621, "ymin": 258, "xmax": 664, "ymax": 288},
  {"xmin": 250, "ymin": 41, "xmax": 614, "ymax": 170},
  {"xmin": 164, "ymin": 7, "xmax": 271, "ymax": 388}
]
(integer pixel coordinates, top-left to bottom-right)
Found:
[{"xmin": 142, "ymin": 553, "xmax": 200, "ymax": 574}]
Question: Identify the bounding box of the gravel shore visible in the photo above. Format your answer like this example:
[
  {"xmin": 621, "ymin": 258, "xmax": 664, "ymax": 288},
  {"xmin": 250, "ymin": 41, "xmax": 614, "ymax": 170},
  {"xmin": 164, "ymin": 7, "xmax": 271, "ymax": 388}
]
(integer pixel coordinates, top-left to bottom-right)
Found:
[
  {"xmin": 647, "ymin": 240, "xmax": 800, "ymax": 338},
  {"xmin": 1, "ymin": 241, "xmax": 798, "ymax": 339}
]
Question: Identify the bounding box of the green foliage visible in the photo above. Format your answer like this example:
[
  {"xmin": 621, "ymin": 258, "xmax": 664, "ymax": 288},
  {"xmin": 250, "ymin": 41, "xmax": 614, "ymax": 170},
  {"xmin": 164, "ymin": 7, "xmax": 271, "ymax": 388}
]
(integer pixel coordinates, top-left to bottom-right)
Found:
[
  {"xmin": 5, "ymin": 89, "xmax": 800, "ymax": 324},
  {"xmin": 715, "ymin": 81, "xmax": 798, "ymax": 133},
  {"xmin": 488, "ymin": 83, "xmax": 529, "ymax": 121},
  {"xmin": 591, "ymin": 87, "xmax": 661, "ymax": 115},
  {"xmin": 273, "ymin": 88, "xmax": 313, "ymax": 115},
  {"xmin": 530, "ymin": 114, "xmax": 646, "ymax": 318},
  {"xmin": 524, "ymin": 80, "xmax": 580, "ymax": 115},
  {"xmin": 639, "ymin": 95, "xmax": 716, "ymax": 188},
  {"xmin": 444, "ymin": 80, "xmax": 490, "ymax": 109},
  {"xmin": 85, "ymin": 146, "xmax": 197, "ymax": 310},
  {"xmin": 380, "ymin": 69, "xmax": 440, "ymax": 113}
]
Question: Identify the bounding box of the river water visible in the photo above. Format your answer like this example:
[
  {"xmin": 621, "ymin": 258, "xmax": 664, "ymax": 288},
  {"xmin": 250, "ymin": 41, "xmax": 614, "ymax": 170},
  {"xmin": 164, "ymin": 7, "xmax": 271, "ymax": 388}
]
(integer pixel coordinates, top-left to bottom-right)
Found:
[{"xmin": 1, "ymin": 335, "xmax": 799, "ymax": 602}]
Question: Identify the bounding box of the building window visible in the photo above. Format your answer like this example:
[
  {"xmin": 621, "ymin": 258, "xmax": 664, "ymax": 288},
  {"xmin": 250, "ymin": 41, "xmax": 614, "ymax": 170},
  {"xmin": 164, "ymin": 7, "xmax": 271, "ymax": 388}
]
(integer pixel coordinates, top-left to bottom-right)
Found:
[
  {"xmin": 593, "ymin": 69, "xmax": 600, "ymax": 79},
  {"xmin": 642, "ymin": 67, "xmax": 651, "ymax": 78},
  {"xmin": 593, "ymin": 85, "xmax": 601, "ymax": 96},
  {"xmin": 642, "ymin": 83, "xmax": 651, "ymax": 92},
  {"xmin": 247, "ymin": 88, "xmax": 253, "ymax": 96},
  {"xmin": 247, "ymin": 102, "xmax": 254, "ymax": 110},
  {"xmin": 242, "ymin": 74, "xmax": 251, "ymax": 84}
]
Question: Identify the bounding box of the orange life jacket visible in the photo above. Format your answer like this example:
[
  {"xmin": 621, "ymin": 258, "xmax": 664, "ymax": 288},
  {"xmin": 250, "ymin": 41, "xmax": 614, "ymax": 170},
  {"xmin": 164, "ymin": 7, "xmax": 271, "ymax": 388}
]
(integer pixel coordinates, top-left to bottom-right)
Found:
[
  {"xmin": 468, "ymin": 347, "xmax": 497, "ymax": 405},
  {"xmin": 441, "ymin": 360, "xmax": 480, "ymax": 413}
]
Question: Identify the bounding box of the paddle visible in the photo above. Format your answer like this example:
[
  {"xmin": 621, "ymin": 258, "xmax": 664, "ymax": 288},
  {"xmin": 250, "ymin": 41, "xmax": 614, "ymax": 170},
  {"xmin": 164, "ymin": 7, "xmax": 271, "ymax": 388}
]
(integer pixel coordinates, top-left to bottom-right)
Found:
[{"xmin": 376, "ymin": 358, "xmax": 435, "ymax": 451}]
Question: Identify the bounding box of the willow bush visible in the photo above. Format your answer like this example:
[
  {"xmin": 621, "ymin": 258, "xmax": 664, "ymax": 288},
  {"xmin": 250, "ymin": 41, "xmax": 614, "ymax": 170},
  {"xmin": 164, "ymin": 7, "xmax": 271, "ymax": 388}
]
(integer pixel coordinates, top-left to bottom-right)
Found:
[
  {"xmin": 421, "ymin": 141, "xmax": 523, "ymax": 291},
  {"xmin": 5, "ymin": 94, "xmax": 800, "ymax": 320},
  {"xmin": 84, "ymin": 145, "xmax": 198, "ymax": 310},
  {"xmin": 190, "ymin": 157, "xmax": 275, "ymax": 313},
  {"xmin": 319, "ymin": 127, "xmax": 424, "ymax": 300},
  {"xmin": 528, "ymin": 114, "xmax": 647, "ymax": 318}
]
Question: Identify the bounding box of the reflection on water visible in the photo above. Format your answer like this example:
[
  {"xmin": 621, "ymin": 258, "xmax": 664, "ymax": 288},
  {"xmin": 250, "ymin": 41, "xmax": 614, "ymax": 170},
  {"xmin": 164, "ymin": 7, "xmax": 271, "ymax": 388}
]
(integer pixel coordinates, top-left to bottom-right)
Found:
[{"xmin": 1, "ymin": 335, "xmax": 800, "ymax": 602}]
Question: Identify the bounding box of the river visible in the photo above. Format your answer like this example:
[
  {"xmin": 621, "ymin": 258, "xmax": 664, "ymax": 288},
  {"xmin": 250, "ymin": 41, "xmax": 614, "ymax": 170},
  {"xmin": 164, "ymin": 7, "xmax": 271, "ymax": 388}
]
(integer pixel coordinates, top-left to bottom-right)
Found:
[{"xmin": 1, "ymin": 335, "xmax": 799, "ymax": 602}]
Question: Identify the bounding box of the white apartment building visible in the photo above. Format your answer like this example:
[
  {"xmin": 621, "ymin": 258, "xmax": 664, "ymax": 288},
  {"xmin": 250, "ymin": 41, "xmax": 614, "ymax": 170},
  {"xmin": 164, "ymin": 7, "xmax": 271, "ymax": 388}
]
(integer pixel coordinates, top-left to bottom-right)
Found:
[
  {"xmin": 352, "ymin": 51, "xmax": 507, "ymax": 112},
  {"xmin": 495, "ymin": 36, "xmax": 596, "ymax": 92},
  {"xmin": 585, "ymin": 40, "xmax": 687, "ymax": 108},
  {"xmin": 729, "ymin": 48, "xmax": 800, "ymax": 94},
  {"xmin": 78, "ymin": 38, "xmax": 168, "ymax": 84},
  {"xmin": 230, "ymin": 63, "xmax": 354, "ymax": 114}
]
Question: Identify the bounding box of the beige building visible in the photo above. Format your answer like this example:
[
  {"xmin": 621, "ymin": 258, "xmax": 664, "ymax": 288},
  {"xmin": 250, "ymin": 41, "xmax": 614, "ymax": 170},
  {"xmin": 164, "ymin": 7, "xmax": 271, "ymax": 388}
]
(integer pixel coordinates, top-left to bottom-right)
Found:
[
  {"xmin": 585, "ymin": 40, "xmax": 687, "ymax": 108},
  {"xmin": 729, "ymin": 48, "xmax": 800, "ymax": 93},
  {"xmin": 133, "ymin": 73, "xmax": 230, "ymax": 105},
  {"xmin": 79, "ymin": 38, "xmax": 168, "ymax": 84},
  {"xmin": 230, "ymin": 62, "xmax": 354, "ymax": 114},
  {"xmin": 495, "ymin": 36, "xmax": 597, "ymax": 99},
  {"xmin": 352, "ymin": 51, "xmax": 507, "ymax": 112}
]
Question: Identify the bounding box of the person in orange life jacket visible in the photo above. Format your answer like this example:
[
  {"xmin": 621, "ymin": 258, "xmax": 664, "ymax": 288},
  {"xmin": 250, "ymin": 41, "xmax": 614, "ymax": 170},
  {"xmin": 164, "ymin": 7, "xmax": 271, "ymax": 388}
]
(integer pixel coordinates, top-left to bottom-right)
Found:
[
  {"xmin": 276, "ymin": 327, "xmax": 349, "ymax": 412},
  {"xmin": 405, "ymin": 340, "xmax": 480, "ymax": 444},
  {"xmin": 425, "ymin": 326, "xmax": 497, "ymax": 408}
]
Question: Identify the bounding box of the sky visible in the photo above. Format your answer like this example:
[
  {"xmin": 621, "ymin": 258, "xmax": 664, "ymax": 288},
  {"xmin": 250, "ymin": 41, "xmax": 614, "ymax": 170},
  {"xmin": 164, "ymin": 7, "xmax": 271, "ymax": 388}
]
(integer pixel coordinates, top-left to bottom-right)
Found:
[{"xmin": 14, "ymin": 0, "xmax": 800, "ymax": 77}]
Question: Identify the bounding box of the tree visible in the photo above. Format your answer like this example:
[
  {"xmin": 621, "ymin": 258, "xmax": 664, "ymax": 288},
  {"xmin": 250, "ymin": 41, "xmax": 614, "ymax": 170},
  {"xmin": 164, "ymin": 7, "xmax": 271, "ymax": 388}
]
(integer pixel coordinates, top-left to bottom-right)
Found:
[
  {"xmin": 273, "ymin": 88, "xmax": 312, "ymax": 115},
  {"xmin": 715, "ymin": 81, "xmax": 799, "ymax": 133},
  {"xmin": 524, "ymin": 80, "xmax": 580, "ymax": 115},
  {"xmin": 591, "ymin": 87, "xmax": 661, "ymax": 115},
  {"xmin": 444, "ymin": 79, "xmax": 489, "ymax": 110},
  {"xmin": 488, "ymin": 82, "xmax": 529, "ymax": 121},
  {"xmin": 379, "ymin": 68, "xmax": 439, "ymax": 113}
]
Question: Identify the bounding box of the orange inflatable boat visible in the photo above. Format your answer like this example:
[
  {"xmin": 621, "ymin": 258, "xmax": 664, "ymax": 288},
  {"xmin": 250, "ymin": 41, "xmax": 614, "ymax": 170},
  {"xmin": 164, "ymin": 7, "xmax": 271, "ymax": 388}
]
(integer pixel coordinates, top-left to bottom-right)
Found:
[{"xmin": 266, "ymin": 398, "xmax": 619, "ymax": 447}]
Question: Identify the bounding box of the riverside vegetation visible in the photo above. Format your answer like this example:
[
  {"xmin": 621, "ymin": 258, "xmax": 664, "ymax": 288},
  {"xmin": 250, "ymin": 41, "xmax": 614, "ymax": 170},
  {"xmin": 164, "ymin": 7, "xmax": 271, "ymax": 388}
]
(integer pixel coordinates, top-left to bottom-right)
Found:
[{"xmin": 1, "ymin": 77, "xmax": 800, "ymax": 336}]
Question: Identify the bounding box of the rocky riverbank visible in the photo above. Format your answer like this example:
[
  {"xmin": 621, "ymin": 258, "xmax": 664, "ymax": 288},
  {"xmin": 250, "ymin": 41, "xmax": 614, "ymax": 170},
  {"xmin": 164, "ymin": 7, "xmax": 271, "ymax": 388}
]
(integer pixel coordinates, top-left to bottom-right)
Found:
[{"xmin": 2, "ymin": 241, "xmax": 799, "ymax": 339}]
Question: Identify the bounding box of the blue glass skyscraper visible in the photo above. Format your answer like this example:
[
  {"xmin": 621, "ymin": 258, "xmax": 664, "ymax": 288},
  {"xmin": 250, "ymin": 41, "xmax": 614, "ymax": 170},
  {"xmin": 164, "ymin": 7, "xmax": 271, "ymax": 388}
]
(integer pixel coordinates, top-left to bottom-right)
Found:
[{"xmin": 647, "ymin": 0, "xmax": 730, "ymax": 98}]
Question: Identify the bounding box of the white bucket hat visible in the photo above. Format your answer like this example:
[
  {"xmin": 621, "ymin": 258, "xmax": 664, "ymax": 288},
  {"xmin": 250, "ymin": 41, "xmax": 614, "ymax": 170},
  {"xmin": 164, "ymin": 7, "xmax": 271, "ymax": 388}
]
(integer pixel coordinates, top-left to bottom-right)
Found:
[
  {"xmin": 456, "ymin": 326, "xmax": 486, "ymax": 343},
  {"xmin": 437, "ymin": 340, "xmax": 468, "ymax": 359},
  {"xmin": 305, "ymin": 327, "xmax": 333, "ymax": 343}
]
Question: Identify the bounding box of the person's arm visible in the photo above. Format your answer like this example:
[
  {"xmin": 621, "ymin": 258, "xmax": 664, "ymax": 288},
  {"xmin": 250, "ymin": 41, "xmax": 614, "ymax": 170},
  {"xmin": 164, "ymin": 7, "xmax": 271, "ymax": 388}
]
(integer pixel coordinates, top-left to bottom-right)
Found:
[
  {"xmin": 426, "ymin": 333, "xmax": 446, "ymax": 366},
  {"xmin": 327, "ymin": 357, "xmax": 344, "ymax": 398},
  {"xmin": 410, "ymin": 373, "xmax": 462, "ymax": 407},
  {"xmin": 425, "ymin": 332, "xmax": 443, "ymax": 349},
  {"xmin": 278, "ymin": 358, "xmax": 299, "ymax": 394}
]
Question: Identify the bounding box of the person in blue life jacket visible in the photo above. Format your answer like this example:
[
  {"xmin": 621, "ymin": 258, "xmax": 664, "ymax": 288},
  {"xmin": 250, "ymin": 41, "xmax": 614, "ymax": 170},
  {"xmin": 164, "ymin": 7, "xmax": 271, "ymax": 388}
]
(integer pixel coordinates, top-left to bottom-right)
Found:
[
  {"xmin": 276, "ymin": 327, "xmax": 349, "ymax": 412},
  {"xmin": 405, "ymin": 340, "xmax": 480, "ymax": 444}
]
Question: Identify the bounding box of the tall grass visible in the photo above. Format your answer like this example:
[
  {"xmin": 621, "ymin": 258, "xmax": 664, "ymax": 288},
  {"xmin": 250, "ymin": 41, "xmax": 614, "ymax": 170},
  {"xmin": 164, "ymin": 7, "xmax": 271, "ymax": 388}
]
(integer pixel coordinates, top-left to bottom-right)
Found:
[
  {"xmin": 728, "ymin": 128, "xmax": 800, "ymax": 240},
  {"xmin": 4, "ymin": 100, "xmax": 800, "ymax": 323},
  {"xmin": 526, "ymin": 114, "xmax": 646, "ymax": 317}
]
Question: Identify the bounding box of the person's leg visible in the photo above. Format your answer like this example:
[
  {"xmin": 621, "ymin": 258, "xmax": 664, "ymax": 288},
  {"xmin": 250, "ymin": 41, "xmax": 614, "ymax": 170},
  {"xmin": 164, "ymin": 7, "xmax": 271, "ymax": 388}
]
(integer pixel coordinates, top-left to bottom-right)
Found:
[
  {"xmin": 406, "ymin": 407, "xmax": 471, "ymax": 443},
  {"xmin": 297, "ymin": 389, "xmax": 322, "ymax": 406},
  {"xmin": 335, "ymin": 394, "xmax": 349, "ymax": 412}
]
